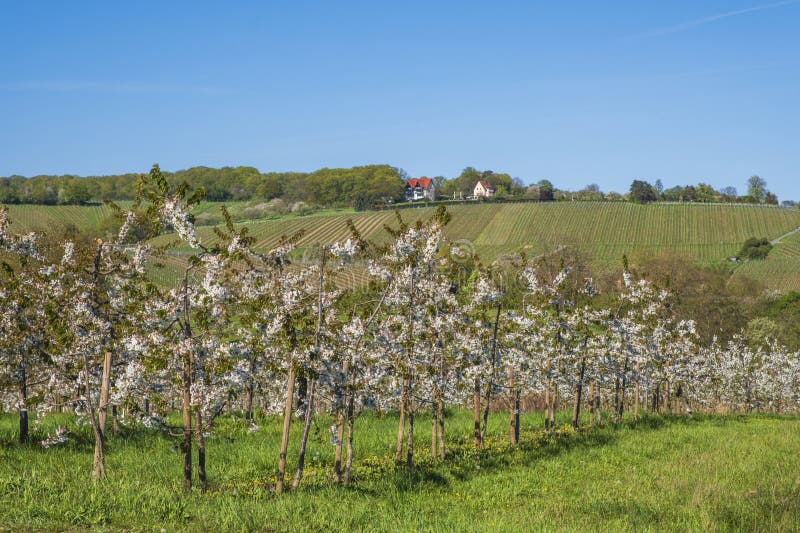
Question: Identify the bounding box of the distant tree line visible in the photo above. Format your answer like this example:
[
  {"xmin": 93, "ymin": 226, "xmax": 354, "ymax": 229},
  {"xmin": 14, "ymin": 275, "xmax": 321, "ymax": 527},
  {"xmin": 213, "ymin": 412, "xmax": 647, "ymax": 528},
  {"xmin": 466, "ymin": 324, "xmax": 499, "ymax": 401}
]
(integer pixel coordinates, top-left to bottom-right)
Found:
[
  {"xmin": 0, "ymin": 165, "xmax": 407, "ymax": 208},
  {"xmin": 0, "ymin": 164, "xmax": 789, "ymax": 209},
  {"xmin": 627, "ymin": 176, "xmax": 780, "ymax": 205}
]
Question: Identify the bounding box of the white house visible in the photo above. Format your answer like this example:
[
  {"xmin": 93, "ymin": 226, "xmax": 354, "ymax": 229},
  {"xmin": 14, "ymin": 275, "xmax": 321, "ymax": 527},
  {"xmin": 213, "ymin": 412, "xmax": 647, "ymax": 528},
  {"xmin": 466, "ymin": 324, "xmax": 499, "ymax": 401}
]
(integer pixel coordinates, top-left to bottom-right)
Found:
[{"xmin": 473, "ymin": 180, "xmax": 494, "ymax": 198}]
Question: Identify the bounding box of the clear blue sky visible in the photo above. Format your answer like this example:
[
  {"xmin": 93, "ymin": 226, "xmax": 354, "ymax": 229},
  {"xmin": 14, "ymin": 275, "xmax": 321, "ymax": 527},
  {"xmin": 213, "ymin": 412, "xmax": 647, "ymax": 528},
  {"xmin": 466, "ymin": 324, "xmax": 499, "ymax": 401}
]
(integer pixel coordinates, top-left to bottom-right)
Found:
[{"xmin": 1, "ymin": 1, "xmax": 798, "ymax": 200}]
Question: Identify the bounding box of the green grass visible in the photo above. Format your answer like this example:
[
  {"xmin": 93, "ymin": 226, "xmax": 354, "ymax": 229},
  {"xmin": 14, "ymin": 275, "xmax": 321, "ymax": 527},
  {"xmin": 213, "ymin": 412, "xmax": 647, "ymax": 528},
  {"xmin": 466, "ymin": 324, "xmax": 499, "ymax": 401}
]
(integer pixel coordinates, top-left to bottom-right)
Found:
[
  {"xmin": 1, "ymin": 411, "xmax": 798, "ymax": 531},
  {"xmin": 5, "ymin": 202, "xmax": 800, "ymax": 290}
]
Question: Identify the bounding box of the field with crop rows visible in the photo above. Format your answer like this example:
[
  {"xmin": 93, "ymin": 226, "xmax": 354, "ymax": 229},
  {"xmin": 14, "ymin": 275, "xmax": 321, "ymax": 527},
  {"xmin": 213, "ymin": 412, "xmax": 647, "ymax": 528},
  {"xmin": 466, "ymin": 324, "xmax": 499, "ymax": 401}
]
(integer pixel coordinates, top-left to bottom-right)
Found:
[
  {"xmin": 3, "ymin": 203, "xmax": 131, "ymax": 234},
  {"xmin": 731, "ymin": 229, "xmax": 800, "ymax": 292},
  {"xmin": 6, "ymin": 201, "xmax": 800, "ymax": 290}
]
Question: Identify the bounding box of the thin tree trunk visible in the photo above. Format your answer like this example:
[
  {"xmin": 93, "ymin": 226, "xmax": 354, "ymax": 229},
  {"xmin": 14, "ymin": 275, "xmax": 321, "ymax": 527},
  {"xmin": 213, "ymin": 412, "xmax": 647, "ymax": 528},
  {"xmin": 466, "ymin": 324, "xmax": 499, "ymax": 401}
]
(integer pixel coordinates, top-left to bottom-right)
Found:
[
  {"xmin": 634, "ymin": 363, "xmax": 640, "ymax": 419},
  {"xmin": 245, "ymin": 357, "xmax": 255, "ymax": 425},
  {"xmin": 509, "ymin": 366, "xmax": 519, "ymax": 445},
  {"xmin": 473, "ymin": 379, "xmax": 482, "ymax": 447},
  {"xmin": 652, "ymin": 384, "xmax": 659, "ymax": 414},
  {"xmin": 276, "ymin": 365, "xmax": 296, "ymax": 494},
  {"xmin": 195, "ymin": 411, "xmax": 207, "ymax": 492},
  {"xmin": 405, "ymin": 405, "xmax": 415, "ymax": 468},
  {"xmin": 295, "ymin": 251, "xmax": 325, "ymax": 489},
  {"xmin": 296, "ymin": 374, "xmax": 308, "ymax": 414},
  {"xmin": 431, "ymin": 393, "xmax": 439, "ymax": 460},
  {"xmin": 82, "ymin": 352, "xmax": 106, "ymax": 480},
  {"xmin": 98, "ymin": 350, "xmax": 112, "ymax": 438},
  {"xmin": 545, "ymin": 359, "xmax": 553, "ymax": 430},
  {"xmin": 333, "ymin": 404, "xmax": 346, "ymax": 482},
  {"xmin": 395, "ymin": 378, "xmax": 408, "ymax": 462},
  {"xmin": 333, "ymin": 360, "xmax": 350, "ymax": 483},
  {"xmin": 437, "ymin": 394, "xmax": 445, "ymax": 460},
  {"xmin": 553, "ymin": 382, "xmax": 559, "ymax": 428},
  {"xmin": 19, "ymin": 363, "xmax": 28, "ymax": 444},
  {"xmin": 293, "ymin": 379, "xmax": 316, "ymax": 490},
  {"xmin": 343, "ymin": 395, "xmax": 355, "ymax": 485},
  {"xmin": 181, "ymin": 349, "xmax": 192, "ymax": 492},
  {"xmin": 480, "ymin": 303, "xmax": 502, "ymax": 442},
  {"xmin": 572, "ymin": 355, "xmax": 587, "ymax": 429},
  {"xmin": 616, "ymin": 357, "xmax": 629, "ymax": 423}
]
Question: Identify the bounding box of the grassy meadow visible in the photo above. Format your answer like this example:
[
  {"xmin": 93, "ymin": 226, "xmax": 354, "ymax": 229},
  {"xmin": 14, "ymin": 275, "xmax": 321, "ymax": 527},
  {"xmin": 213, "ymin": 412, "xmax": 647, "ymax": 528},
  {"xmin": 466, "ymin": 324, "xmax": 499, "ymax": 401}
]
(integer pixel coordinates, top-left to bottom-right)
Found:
[{"xmin": 0, "ymin": 411, "xmax": 798, "ymax": 531}]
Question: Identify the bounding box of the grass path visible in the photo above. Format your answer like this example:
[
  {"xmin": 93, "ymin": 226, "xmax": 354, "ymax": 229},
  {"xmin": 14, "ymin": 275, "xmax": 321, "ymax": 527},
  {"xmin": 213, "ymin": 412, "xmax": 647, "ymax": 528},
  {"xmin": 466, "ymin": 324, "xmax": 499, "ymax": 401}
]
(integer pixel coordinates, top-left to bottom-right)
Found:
[{"xmin": 771, "ymin": 226, "xmax": 800, "ymax": 245}]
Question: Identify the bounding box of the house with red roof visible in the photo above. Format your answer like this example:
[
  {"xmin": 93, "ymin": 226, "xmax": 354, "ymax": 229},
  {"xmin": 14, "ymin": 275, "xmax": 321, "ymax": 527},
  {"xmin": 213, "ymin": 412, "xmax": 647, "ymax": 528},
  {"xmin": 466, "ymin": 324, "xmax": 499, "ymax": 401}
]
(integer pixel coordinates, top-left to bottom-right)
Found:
[
  {"xmin": 405, "ymin": 177, "xmax": 436, "ymax": 201},
  {"xmin": 473, "ymin": 180, "xmax": 494, "ymax": 198}
]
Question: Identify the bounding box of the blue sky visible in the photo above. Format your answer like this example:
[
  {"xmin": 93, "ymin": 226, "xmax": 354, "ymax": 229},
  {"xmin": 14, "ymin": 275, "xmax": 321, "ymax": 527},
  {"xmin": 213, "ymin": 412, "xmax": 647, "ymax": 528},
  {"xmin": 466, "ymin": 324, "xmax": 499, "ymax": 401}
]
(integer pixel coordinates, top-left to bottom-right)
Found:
[{"xmin": 1, "ymin": 1, "xmax": 798, "ymax": 200}]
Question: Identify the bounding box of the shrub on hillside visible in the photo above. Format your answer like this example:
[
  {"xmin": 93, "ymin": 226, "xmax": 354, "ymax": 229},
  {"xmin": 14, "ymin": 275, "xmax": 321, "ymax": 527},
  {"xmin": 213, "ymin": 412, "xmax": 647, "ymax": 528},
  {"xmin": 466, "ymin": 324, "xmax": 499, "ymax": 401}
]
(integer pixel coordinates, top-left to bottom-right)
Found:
[{"xmin": 738, "ymin": 237, "xmax": 773, "ymax": 260}]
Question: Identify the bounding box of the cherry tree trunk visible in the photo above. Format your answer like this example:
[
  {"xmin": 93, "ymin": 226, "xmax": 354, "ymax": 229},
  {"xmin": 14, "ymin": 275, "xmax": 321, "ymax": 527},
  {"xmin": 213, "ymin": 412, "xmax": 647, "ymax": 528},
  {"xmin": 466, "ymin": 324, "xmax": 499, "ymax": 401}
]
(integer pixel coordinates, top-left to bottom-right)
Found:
[
  {"xmin": 664, "ymin": 379, "xmax": 672, "ymax": 414},
  {"xmin": 544, "ymin": 358, "xmax": 553, "ymax": 431},
  {"xmin": 292, "ymin": 379, "xmax": 316, "ymax": 490},
  {"xmin": 98, "ymin": 350, "xmax": 112, "ymax": 438},
  {"xmin": 395, "ymin": 377, "xmax": 409, "ymax": 462},
  {"xmin": 616, "ymin": 357, "xmax": 629, "ymax": 423},
  {"xmin": 276, "ymin": 365, "xmax": 296, "ymax": 494},
  {"xmin": 509, "ymin": 367, "xmax": 519, "ymax": 445},
  {"xmin": 343, "ymin": 395, "xmax": 355, "ymax": 485},
  {"xmin": 196, "ymin": 411, "xmax": 207, "ymax": 492},
  {"xmin": 181, "ymin": 351, "xmax": 193, "ymax": 492},
  {"xmin": 634, "ymin": 363, "xmax": 641, "ymax": 419},
  {"xmin": 333, "ymin": 405, "xmax": 346, "ymax": 483},
  {"xmin": 437, "ymin": 395, "xmax": 445, "ymax": 460},
  {"xmin": 480, "ymin": 303, "xmax": 502, "ymax": 442},
  {"xmin": 296, "ymin": 375, "xmax": 308, "ymax": 414},
  {"xmin": 405, "ymin": 407, "xmax": 415, "ymax": 468},
  {"xmin": 244, "ymin": 358, "xmax": 255, "ymax": 425},
  {"xmin": 590, "ymin": 380, "xmax": 602, "ymax": 425},
  {"xmin": 82, "ymin": 353, "xmax": 106, "ymax": 480},
  {"xmin": 572, "ymin": 356, "xmax": 587, "ymax": 429},
  {"xmin": 473, "ymin": 379, "xmax": 482, "ymax": 448},
  {"xmin": 333, "ymin": 361, "xmax": 350, "ymax": 483},
  {"xmin": 431, "ymin": 396, "xmax": 439, "ymax": 460},
  {"xmin": 19, "ymin": 365, "xmax": 28, "ymax": 444}
]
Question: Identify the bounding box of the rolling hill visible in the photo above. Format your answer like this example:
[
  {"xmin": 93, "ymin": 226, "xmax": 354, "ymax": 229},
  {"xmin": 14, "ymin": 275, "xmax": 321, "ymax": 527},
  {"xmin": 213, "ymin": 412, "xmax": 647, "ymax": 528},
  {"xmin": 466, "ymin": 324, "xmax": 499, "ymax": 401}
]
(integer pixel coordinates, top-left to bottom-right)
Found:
[{"xmin": 4, "ymin": 201, "xmax": 800, "ymax": 291}]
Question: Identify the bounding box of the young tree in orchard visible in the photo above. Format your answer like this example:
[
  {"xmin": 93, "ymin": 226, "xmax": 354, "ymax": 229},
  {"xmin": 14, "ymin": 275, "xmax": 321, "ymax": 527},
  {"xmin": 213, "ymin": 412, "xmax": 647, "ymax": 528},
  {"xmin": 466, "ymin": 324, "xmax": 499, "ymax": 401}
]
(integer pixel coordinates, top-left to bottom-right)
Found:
[
  {"xmin": 233, "ymin": 219, "xmax": 361, "ymax": 491},
  {"xmin": 515, "ymin": 263, "xmax": 574, "ymax": 431},
  {"xmin": 230, "ymin": 230, "xmax": 309, "ymax": 494},
  {"xmin": 703, "ymin": 335, "xmax": 798, "ymax": 413},
  {"xmin": 563, "ymin": 280, "xmax": 608, "ymax": 429},
  {"xmin": 605, "ymin": 267, "xmax": 671, "ymax": 422},
  {"xmin": 288, "ymin": 239, "xmax": 360, "ymax": 490},
  {"xmin": 41, "ymin": 203, "xmax": 153, "ymax": 480},
  {"xmin": 0, "ymin": 207, "xmax": 53, "ymax": 443},
  {"xmin": 370, "ymin": 207, "xmax": 454, "ymax": 467},
  {"xmin": 329, "ymin": 233, "xmax": 400, "ymax": 482},
  {"xmin": 330, "ymin": 296, "xmax": 392, "ymax": 482},
  {"xmin": 125, "ymin": 166, "xmax": 251, "ymax": 492},
  {"xmin": 458, "ymin": 270, "xmax": 504, "ymax": 448}
]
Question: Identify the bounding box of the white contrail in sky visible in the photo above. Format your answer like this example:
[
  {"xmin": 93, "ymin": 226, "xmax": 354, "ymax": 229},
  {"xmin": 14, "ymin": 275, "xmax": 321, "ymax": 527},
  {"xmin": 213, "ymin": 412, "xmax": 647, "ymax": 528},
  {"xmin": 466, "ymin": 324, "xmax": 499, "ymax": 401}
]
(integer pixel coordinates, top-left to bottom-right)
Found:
[{"xmin": 634, "ymin": 0, "xmax": 800, "ymax": 38}]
